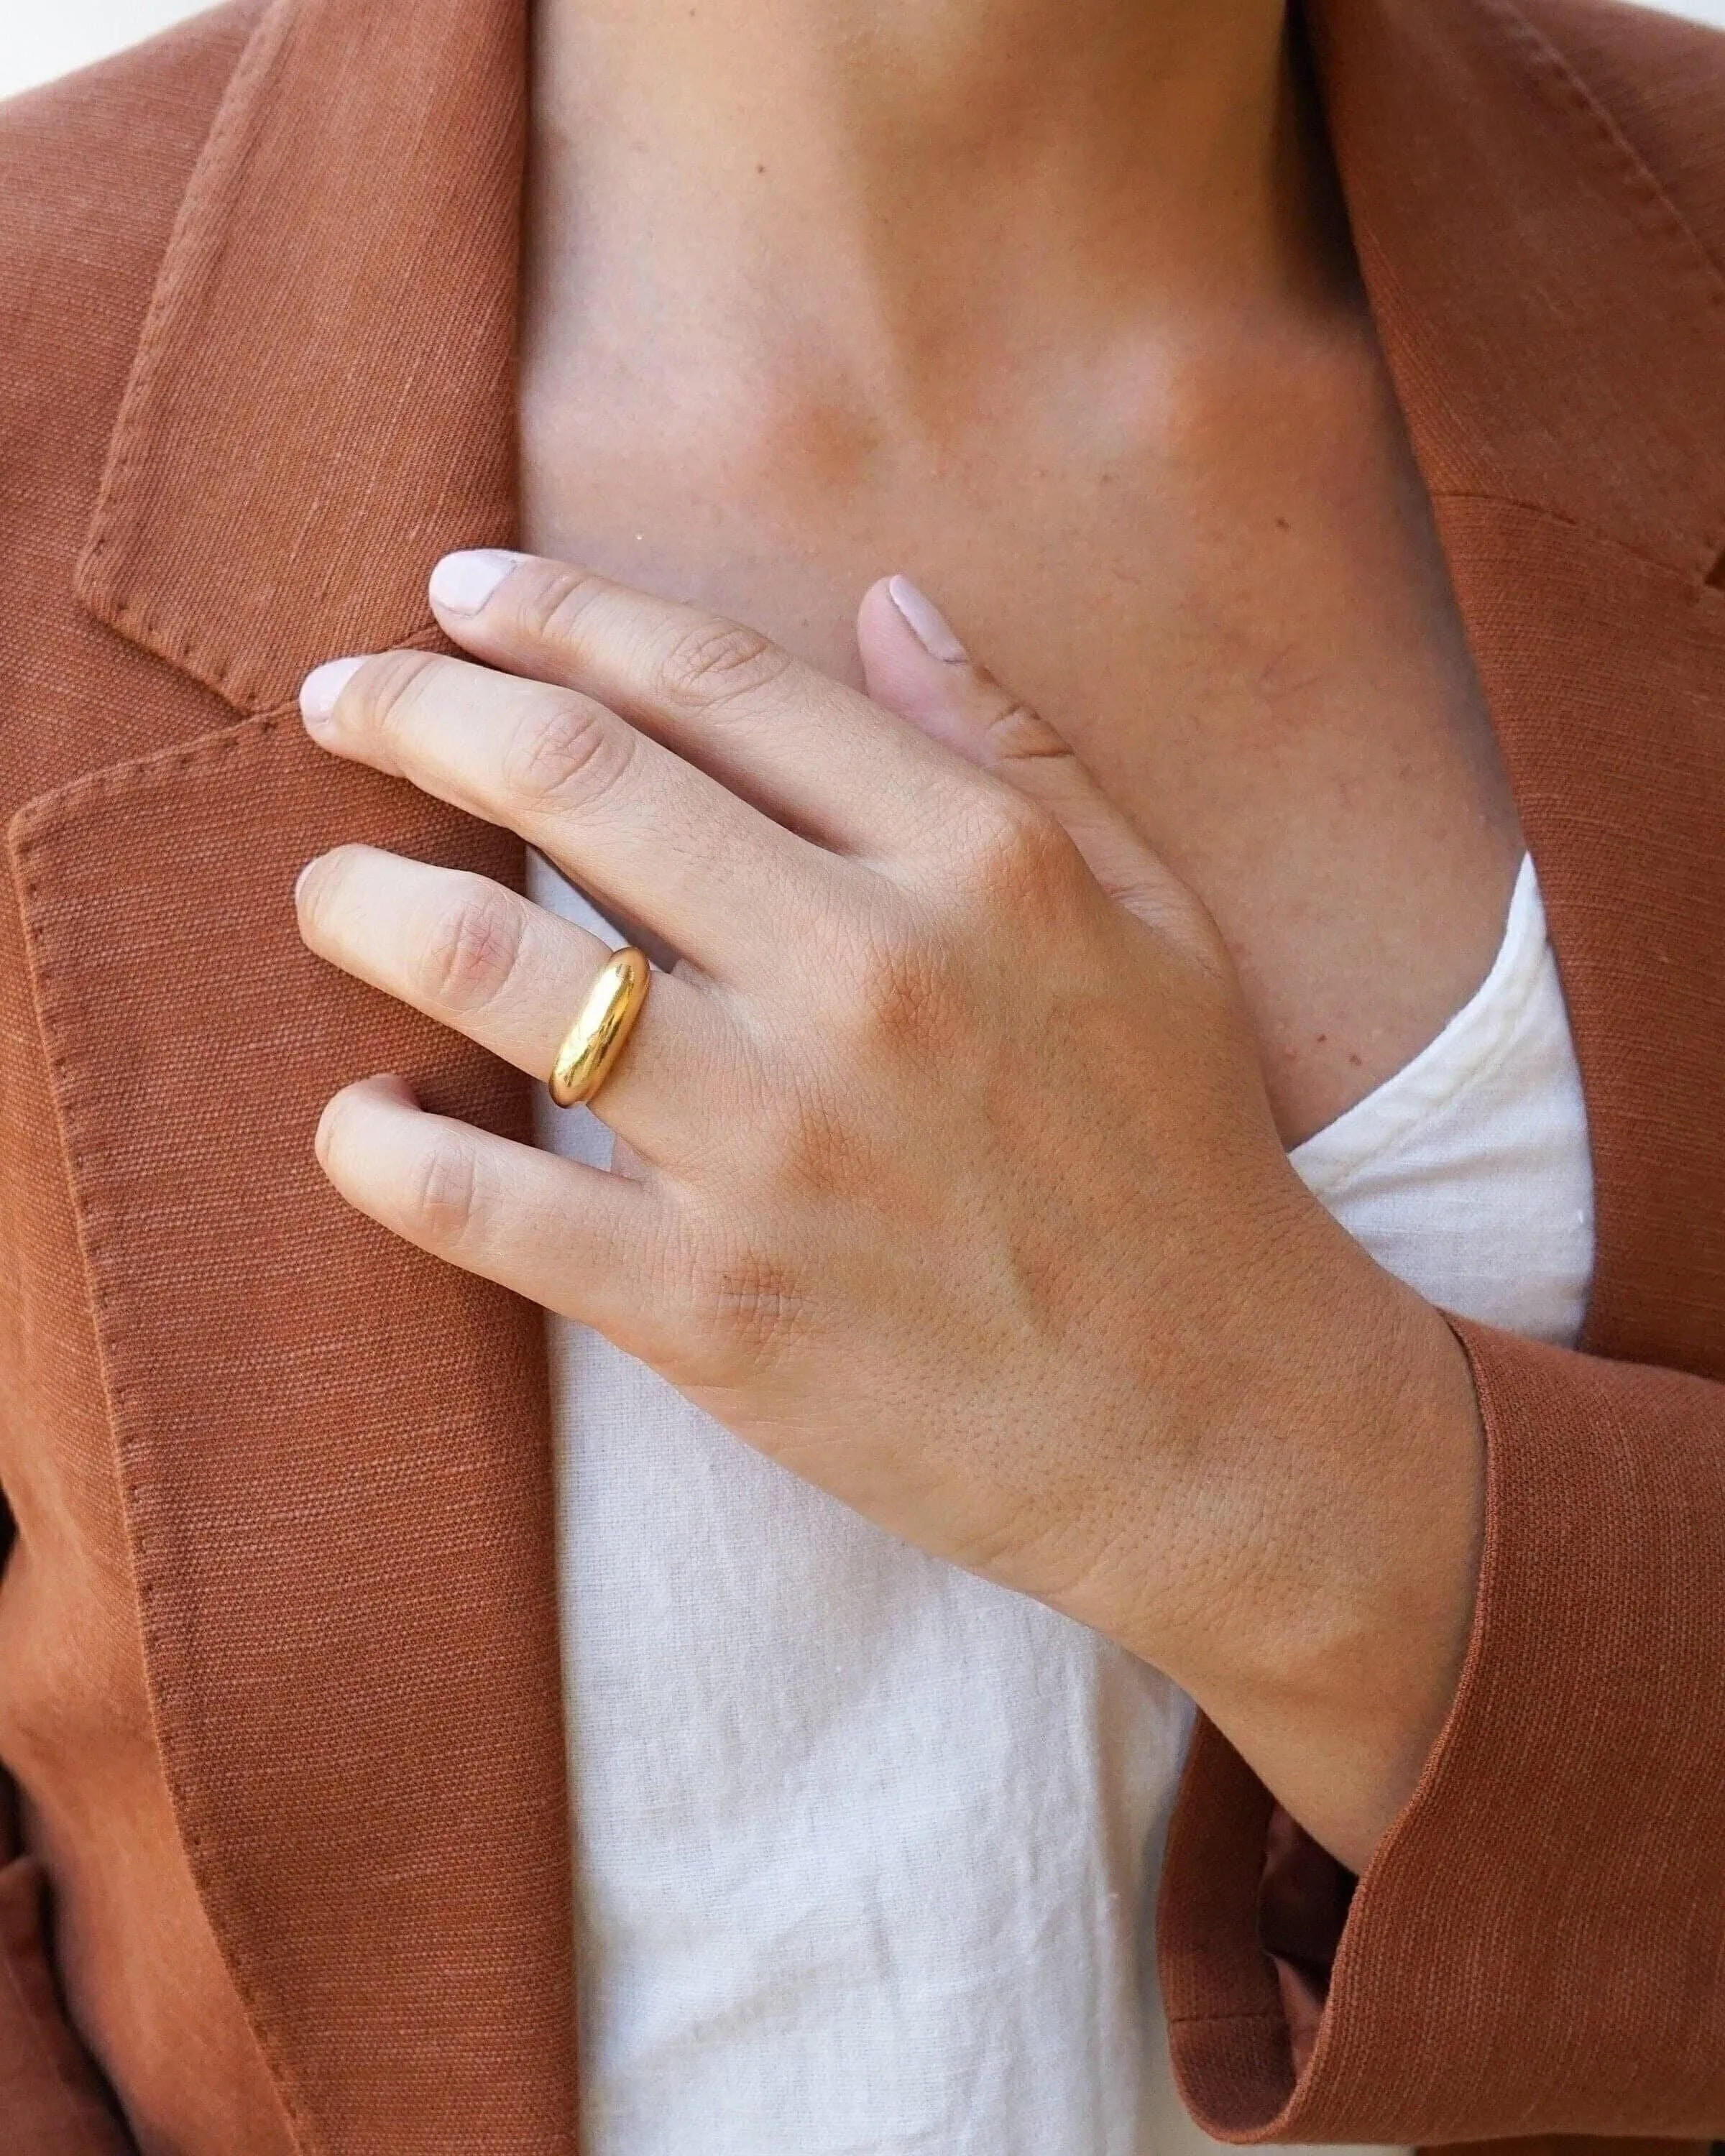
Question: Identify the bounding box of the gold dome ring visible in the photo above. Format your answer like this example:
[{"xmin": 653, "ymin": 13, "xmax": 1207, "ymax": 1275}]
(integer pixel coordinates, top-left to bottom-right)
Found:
[{"xmin": 548, "ymin": 946, "xmax": 651, "ymax": 1110}]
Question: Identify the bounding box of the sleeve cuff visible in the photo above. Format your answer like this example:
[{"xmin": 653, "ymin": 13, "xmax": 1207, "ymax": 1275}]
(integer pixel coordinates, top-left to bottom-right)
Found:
[
  {"xmin": 1156, "ymin": 1317, "xmax": 1725, "ymax": 2144},
  {"xmin": 0, "ymin": 1850, "xmax": 137, "ymax": 2155}
]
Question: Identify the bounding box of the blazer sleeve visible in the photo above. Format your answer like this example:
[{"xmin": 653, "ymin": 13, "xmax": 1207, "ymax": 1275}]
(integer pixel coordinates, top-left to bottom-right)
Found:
[
  {"xmin": 1157, "ymin": 1315, "xmax": 1725, "ymax": 2143},
  {"xmin": 0, "ymin": 1754, "xmax": 137, "ymax": 2155}
]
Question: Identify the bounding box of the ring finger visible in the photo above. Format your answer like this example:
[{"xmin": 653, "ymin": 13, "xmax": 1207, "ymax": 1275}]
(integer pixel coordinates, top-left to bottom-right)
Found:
[{"xmin": 295, "ymin": 842, "xmax": 733, "ymax": 1161}]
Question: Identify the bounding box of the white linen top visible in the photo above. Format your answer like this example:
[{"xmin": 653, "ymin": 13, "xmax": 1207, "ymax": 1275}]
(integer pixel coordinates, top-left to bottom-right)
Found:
[{"xmin": 529, "ymin": 847, "xmax": 1594, "ymax": 2156}]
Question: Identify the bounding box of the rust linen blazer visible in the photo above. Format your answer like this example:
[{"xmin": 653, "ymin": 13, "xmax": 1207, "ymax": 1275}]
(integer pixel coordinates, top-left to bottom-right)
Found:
[{"xmin": 1, "ymin": 0, "xmax": 1723, "ymax": 2149}]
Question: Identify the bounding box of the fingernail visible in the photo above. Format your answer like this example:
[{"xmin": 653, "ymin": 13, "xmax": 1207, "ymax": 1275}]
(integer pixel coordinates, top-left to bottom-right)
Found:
[
  {"xmin": 294, "ymin": 854, "xmax": 323, "ymax": 905},
  {"xmin": 887, "ymin": 575, "xmax": 968, "ymax": 664},
  {"xmin": 300, "ymin": 655, "xmax": 367, "ymax": 727},
  {"xmin": 429, "ymin": 548, "xmax": 525, "ymax": 615}
]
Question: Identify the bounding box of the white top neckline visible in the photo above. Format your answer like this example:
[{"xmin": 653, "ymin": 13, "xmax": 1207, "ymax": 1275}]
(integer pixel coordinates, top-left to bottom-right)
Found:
[{"xmin": 1292, "ymin": 852, "xmax": 1545, "ymax": 1194}]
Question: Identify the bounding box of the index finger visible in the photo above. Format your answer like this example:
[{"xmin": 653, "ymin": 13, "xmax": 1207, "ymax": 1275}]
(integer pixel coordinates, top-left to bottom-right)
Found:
[{"xmin": 426, "ymin": 550, "xmax": 993, "ymax": 863}]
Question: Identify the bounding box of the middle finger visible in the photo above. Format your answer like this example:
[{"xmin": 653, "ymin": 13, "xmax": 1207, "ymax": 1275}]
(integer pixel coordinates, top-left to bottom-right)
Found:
[{"xmin": 300, "ymin": 648, "xmax": 842, "ymax": 987}]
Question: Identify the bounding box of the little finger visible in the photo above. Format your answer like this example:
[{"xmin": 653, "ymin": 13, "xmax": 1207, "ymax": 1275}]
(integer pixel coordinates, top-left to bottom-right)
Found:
[{"xmin": 316, "ymin": 1074, "xmax": 677, "ymax": 1353}]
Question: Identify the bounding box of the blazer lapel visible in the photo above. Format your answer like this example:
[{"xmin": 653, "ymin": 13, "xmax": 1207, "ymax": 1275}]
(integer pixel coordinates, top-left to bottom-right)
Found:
[
  {"xmin": 76, "ymin": 0, "xmax": 528, "ymax": 714},
  {"xmin": 28, "ymin": 0, "xmax": 584, "ymax": 2145},
  {"xmin": 1310, "ymin": 0, "xmax": 1725, "ymax": 1371}
]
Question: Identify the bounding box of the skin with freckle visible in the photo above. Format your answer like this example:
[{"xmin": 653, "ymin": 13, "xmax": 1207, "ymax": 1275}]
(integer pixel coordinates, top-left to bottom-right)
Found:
[{"xmin": 518, "ymin": 0, "xmax": 1525, "ymax": 1148}]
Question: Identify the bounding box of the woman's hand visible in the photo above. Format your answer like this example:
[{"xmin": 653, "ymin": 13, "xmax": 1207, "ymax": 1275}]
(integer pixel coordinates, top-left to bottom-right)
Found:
[{"xmin": 294, "ymin": 550, "xmax": 1485, "ymax": 1871}]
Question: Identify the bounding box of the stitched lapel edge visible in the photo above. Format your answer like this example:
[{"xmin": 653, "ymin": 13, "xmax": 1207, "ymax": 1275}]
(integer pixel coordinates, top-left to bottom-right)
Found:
[{"xmin": 74, "ymin": 0, "xmax": 526, "ymax": 716}]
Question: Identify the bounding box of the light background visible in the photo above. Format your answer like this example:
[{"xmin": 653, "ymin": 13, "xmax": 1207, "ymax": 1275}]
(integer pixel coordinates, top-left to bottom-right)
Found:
[{"xmin": 4, "ymin": 0, "xmax": 1725, "ymax": 98}]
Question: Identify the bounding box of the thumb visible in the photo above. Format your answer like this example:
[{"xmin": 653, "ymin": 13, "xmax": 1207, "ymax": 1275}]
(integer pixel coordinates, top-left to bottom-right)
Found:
[{"xmin": 858, "ymin": 575, "xmax": 1187, "ymax": 929}]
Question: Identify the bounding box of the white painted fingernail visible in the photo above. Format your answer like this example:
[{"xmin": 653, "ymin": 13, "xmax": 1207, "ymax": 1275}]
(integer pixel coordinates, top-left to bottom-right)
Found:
[
  {"xmin": 887, "ymin": 575, "xmax": 969, "ymax": 664},
  {"xmin": 300, "ymin": 655, "xmax": 367, "ymax": 728},
  {"xmin": 429, "ymin": 548, "xmax": 525, "ymax": 615}
]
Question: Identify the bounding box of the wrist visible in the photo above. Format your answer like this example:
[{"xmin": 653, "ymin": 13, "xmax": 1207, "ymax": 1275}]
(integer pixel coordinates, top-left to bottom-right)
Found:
[{"xmin": 1116, "ymin": 1204, "xmax": 1486, "ymax": 1871}]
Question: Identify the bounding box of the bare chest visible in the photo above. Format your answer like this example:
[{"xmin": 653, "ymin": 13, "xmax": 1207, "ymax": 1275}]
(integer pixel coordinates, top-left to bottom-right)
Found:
[{"xmin": 519, "ymin": 350, "xmax": 1524, "ymax": 1146}]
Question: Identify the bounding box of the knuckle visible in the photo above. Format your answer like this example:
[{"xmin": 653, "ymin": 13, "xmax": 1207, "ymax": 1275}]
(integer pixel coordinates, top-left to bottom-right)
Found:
[
  {"xmin": 501, "ymin": 695, "xmax": 633, "ymax": 814},
  {"xmin": 653, "ymin": 618, "xmax": 790, "ymax": 711},
  {"xmin": 512, "ymin": 564, "xmax": 612, "ymax": 651},
  {"xmin": 841, "ymin": 920, "xmax": 958, "ymax": 1062},
  {"xmin": 683, "ymin": 1234, "xmax": 811, "ymax": 1374},
  {"xmin": 773, "ymin": 1092, "xmax": 879, "ymax": 1212},
  {"xmin": 954, "ymin": 791, "xmax": 1074, "ymax": 908},
  {"xmin": 418, "ymin": 878, "xmax": 527, "ymax": 1015},
  {"xmin": 727, "ymin": 1061, "xmax": 857, "ymax": 1202},
  {"xmin": 362, "ymin": 648, "xmax": 444, "ymax": 744},
  {"xmin": 980, "ymin": 695, "xmax": 1069, "ymax": 765},
  {"xmin": 405, "ymin": 1130, "xmax": 484, "ymax": 1250}
]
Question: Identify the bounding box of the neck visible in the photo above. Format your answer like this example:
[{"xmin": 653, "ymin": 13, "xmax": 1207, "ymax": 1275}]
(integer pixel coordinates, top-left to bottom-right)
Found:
[{"xmin": 525, "ymin": 0, "xmax": 1348, "ymax": 432}]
